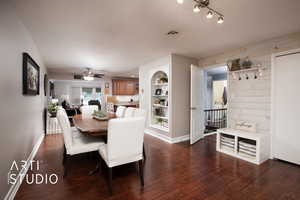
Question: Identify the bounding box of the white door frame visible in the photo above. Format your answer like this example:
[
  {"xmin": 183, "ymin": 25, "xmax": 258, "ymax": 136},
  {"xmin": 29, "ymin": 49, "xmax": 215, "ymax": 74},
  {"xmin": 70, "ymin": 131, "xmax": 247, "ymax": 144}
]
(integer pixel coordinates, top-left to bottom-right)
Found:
[
  {"xmin": 190, "ymin": 64, "xmax": 205, "ymax": 144},
  {"xmin": 270, "ymin": 48, "xmax": 300, "ymax": 159},
  {"xmin": 202, "ymin": 63, "xmax": 229, "ymax": 133}
]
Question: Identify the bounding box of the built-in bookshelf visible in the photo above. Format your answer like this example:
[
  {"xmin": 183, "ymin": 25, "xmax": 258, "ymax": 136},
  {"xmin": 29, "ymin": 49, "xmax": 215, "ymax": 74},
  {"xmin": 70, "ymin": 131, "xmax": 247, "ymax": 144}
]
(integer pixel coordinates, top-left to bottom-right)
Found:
[{"xmin": 150, "ymin": 71, "xmax": 169, "ymax": 131}]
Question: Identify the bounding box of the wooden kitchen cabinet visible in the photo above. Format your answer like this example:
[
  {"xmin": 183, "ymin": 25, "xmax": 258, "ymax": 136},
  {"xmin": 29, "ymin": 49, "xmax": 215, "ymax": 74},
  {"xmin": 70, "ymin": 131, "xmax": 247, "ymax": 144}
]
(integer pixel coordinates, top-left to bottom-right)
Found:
[{"xmin": 112, "ymin": 79, "xmax": 139, "ymax": 95}]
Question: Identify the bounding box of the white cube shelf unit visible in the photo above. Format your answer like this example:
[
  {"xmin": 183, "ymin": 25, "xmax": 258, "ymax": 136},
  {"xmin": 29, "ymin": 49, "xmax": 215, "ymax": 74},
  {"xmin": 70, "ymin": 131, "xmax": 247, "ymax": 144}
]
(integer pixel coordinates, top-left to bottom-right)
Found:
[
  {"xmin": 150, "ymin": 71, "xmax": 169, "ymax": 131},
  {"xmin": 216, "ymin": 128, "xmax": 269, "ymax": 165}
]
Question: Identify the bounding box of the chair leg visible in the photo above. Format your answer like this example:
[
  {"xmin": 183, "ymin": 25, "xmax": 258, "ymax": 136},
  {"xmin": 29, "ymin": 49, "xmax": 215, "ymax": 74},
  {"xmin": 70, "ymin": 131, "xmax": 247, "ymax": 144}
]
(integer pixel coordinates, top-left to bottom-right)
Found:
[
  {"xmin": 138, "ymin": 160, "xmax": 144, "ymax": 186},
  {"xmin": 143, "ymin": 144, "xmax": 146, "ymax": 161},
  {"xmin": 108, "ymin": 167, "xmax": 113, "ymax": 195}
]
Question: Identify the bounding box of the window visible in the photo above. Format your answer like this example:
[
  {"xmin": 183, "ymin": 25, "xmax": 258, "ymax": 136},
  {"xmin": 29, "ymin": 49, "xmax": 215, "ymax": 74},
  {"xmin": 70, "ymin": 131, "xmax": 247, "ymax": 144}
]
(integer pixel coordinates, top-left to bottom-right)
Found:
[
  {"xmin": 82, "ymin": 87, "xmax": 102, "ymax": 105},
  {"xmin": 82, "ymin": 87, "xmax": 93, "ymax": 105},
  {"xmin": 95, "ymin": 88, "xmax": 102, "ymax": 99}
]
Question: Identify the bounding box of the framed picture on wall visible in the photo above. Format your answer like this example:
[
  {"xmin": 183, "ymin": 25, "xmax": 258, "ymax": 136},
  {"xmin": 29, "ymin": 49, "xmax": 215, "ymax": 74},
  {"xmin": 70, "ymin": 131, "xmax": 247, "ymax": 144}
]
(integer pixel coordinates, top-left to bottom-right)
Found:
[
  {"xmin": 155, "ymin": 89, "xmax": 162, "ymax": 95},
  {"xmin": 105, "ymin": 82, "xmax": 109, "ymax": 88},
  {"xmin": 44, "ymin": 74, "xmax": 48, "ymax": 96},
  {"xmin": 22, "ymin": 52, "xmax": 40, "ymax": 95}
]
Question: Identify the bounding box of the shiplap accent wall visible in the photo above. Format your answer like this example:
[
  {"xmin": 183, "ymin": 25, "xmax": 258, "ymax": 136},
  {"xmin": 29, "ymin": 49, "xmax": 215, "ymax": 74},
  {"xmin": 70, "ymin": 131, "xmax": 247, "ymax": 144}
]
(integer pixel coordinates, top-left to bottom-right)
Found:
[
  {"xmin": 200, "ymin": 32, "xmax": 300, "ymax": 157},
  {"xmin": 228, "ymin": 55, "xmax": 271, "ymax": 134}
]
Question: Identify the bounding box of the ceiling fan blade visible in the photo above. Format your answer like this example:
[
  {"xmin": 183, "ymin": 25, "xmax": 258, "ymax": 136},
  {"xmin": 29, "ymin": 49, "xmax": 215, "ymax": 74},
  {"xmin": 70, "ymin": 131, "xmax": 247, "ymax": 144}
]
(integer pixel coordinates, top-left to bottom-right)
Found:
[
  {"xmin": 74, "ymin": 74, "xmax": 83, "ymax": 80},
  {"xmin": 93, "ymin": 73, "xmax": 104, "ymax": 78}
]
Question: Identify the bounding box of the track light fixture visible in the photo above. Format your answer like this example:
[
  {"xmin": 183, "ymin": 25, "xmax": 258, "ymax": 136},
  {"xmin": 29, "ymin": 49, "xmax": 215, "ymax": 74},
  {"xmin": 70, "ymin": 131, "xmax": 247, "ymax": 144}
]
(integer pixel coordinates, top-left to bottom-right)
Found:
[
  {"xmin": 217, "ymin": 16, "xmax": 224, "ymax": 24},
  {"xmin": 177, "ymin": 0, "xmax": 224, "ymax": 24},
  {"xmin": 206, "ymin": 10, "xmax": 213, "ymax": 18},
  {"xmin": 193, "ymin": 5, "xmax": 200, "ymax": 13}
]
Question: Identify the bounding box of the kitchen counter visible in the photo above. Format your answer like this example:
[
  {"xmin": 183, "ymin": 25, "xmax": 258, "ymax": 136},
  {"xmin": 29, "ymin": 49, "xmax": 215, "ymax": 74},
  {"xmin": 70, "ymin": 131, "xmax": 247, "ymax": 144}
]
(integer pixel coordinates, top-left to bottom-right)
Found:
[{"xmin": 114, "ymin": 102, "xmax": 139, "ymax": 107}]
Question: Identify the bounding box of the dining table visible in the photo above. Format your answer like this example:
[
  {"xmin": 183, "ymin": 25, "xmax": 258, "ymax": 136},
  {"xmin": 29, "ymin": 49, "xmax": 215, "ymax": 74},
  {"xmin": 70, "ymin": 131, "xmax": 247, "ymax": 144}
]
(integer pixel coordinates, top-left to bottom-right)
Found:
[{"xmin": 73, "ymin": 113, "xmax": 116, "ymax": 137}]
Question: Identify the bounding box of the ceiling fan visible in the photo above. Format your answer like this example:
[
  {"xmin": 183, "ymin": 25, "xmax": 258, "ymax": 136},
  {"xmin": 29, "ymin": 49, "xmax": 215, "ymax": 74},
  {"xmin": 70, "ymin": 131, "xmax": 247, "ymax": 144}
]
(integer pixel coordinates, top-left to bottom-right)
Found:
[{"xmin": 74, "ymin": 68, "xmax": 104, "ymax": 81}]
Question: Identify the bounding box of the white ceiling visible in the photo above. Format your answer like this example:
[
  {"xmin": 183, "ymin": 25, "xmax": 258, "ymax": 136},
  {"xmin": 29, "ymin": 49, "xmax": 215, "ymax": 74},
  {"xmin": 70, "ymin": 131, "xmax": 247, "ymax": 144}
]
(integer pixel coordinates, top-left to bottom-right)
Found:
[{"xmin": 13, "ymin": 0, "xmax": 300, "ymax": 75}]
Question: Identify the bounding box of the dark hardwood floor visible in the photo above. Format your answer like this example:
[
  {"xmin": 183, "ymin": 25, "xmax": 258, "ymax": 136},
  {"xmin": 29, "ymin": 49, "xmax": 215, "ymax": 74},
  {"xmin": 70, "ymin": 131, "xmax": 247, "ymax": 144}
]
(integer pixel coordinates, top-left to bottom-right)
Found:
[{"xmin": 15, "ymin": 134, "xmax": 300, "ymax": 200}]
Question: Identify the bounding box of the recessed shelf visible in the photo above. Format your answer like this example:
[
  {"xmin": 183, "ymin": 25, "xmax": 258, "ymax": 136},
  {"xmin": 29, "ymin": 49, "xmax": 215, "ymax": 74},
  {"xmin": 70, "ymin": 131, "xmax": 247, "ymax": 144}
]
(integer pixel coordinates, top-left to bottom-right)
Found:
[
  {"xmin": 152, "ymin": 95, "xmax": 168, "ymax": 97},
  {"xmin": 151, "ymin": 70, "xmax": 169, "ymax": 132},
  {"xmin": 153, "ymin": 115, "xmax": 168, "ymax": 120},
  {"xmin": 153, "ymin": 83, "xmax": 168, "ymax": 86},
  {"xmin": 153, "ymin": 104, "xmax": 168, "ymax": 108},
  {"xmin": 150, "ymin": 124, "xmax": 169, "ymax": 132}
]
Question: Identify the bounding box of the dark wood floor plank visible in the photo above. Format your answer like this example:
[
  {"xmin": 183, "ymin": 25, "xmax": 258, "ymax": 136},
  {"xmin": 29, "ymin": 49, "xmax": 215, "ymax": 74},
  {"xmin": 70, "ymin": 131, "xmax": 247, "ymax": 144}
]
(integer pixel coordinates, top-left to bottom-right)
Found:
[{"xmin": 15, "ymin": 134, "xmax": 300, "ymax": 200}]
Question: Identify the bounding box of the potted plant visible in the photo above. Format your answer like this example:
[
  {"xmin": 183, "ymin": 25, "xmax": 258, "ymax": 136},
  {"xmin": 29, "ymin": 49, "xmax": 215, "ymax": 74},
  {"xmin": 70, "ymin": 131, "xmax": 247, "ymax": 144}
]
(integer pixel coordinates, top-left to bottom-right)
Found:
[
  {"xmin": 156, "ymin": 118, "xmax": 164, "ymax": 125},
  {"xmin": 48, "ymin": 102, "xmax": 58, "ymax": 117},
  {"xmin": 160, "ymin": 76, "xmax": 168, "ymax": 83}
]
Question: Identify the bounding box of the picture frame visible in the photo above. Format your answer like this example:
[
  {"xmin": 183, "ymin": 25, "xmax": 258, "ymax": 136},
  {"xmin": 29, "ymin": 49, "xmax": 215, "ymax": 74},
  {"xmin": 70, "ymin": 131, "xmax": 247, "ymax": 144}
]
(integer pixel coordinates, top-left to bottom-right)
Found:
[
  {"xmin": 105, "ymin": 82, "xmax": 109, "ymax": 88},
  {"xmin": 44, "ymin": 74, "xmax": 48, "ymax": 96},
  {"xmin": 155, "ymin": 88, "xmax": 162, "ymax": 95},
  {"xmin": 164, "ymin": 100, "xmax": 168, "ymax": 106},
  {"xmin": 162, "ymin": 89, "xmax": 168, "ymax": 96},
  {"xmin": 23, "ymin": 52, "xmax": 40, "ymax": 95}
]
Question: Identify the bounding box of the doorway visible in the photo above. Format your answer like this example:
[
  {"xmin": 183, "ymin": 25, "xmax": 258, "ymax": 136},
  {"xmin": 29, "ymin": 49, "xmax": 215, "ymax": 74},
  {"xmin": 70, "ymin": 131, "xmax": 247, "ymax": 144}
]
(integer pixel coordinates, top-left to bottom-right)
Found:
[{"xmin": 203, "ymin": 65, "xmax": 228, "ymax": 134}]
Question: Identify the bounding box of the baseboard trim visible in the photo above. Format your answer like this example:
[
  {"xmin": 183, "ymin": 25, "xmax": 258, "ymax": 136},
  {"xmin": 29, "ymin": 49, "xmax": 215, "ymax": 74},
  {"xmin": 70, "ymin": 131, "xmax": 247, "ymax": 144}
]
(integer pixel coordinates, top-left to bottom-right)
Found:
[
  {"xmin": 4, "ymin": 134, "xmax": 44, "ymax": 200},
  {"xmin": 172, "ymin": 135, "xmax": 190, "ymax": 143},
  {"xmin": 145, "ymin": 129, "xmax": 189, "ymax": 144},
  {"xmin": 204, "ymin": 132, "xmax": 217, "ymax": 137}
]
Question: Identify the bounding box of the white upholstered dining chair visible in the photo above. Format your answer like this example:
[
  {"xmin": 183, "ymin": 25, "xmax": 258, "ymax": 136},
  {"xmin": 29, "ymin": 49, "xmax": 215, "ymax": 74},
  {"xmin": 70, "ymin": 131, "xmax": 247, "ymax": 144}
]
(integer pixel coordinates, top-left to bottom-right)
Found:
[
  {"xmin": 57, "ymin": 106, "xmax": 80, "ymax": 138},
  {"xmin": 56, "ymin": 109, "xmax": 104, "ymax": 177},
  {"xmin": 133, "ymin": 108, "xmax": 147, "ymax": 160},
  {"xmin": 115, "ymin": 106, "xmax": 126, "ymax": 118},
  {"xmin": 98, "ymin": 117, "xmax": 146, "ymax": 194},
  {"xmin": 80, "ymin": 105, "xmax": 98, "ymax": 119},
  {"xmin": 124, "ymin": 107, "xmax": 135, "ymax": 118}
]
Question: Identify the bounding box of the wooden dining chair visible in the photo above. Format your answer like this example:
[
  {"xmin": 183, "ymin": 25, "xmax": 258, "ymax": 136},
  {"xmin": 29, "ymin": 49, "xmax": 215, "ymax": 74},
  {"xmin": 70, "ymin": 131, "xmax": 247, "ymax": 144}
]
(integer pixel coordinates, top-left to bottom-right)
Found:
[
  {"xmin": 98, "ymin": 117, "xmax": 146, "ymax": 195},
  {"xmin": 56, "ymin": 109, "xmax": 104, "ymax": 177},
  {"xmin": 115, "ymin": 106, "xmax": 126, "ymax": 118}
]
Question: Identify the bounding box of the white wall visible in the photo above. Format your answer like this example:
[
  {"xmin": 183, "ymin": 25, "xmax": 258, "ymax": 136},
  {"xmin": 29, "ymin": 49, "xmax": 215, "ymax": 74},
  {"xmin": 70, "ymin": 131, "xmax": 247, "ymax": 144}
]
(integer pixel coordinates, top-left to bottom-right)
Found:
[
  {"xmin": 0, "ymin": 1, "xmax": 47, "ymax": 198},
  {"xmin": 227, "ymin": 56, "xmax": 271, "ymax": 134},
  {"xmin": 139, "ymin": 54, "xmax": 197, "ymax": 139},
  {"xmin": 171, "ymin": 54, "xmax": 198, "ymax": 138}
]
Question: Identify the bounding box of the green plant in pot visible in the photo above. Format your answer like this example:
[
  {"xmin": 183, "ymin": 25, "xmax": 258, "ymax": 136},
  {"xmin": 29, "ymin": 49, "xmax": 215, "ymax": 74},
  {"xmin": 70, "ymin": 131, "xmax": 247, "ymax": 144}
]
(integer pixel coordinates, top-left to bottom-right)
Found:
[
  {"xmin": 48, "ymin": 102, "xmax": 58, "ymax": 117},
  {"xmin": 160, "ymin": 76, "xmax": 168, "ymax": 83},
  {"xmin": 156, "ymin": 118, "xmax": 164, "ymax": 125},
  {"xmin": 93, "ymin": 110, "xmax": 107, "ymax": 118}
]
